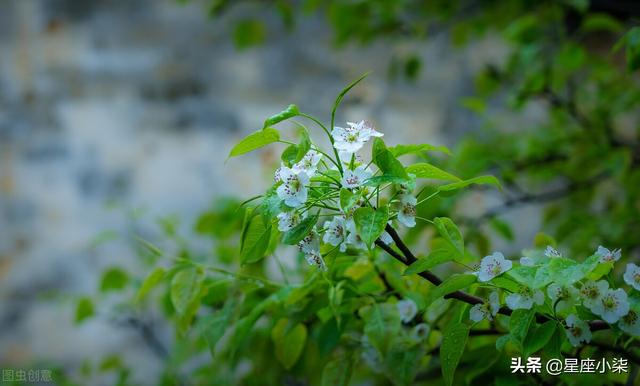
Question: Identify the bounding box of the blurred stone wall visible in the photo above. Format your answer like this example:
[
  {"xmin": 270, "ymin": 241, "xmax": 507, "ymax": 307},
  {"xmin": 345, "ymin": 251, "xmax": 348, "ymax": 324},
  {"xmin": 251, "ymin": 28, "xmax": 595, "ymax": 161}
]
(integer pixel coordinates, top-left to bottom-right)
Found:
[{"xmin": 0, "ymin": 0, "xmax": 524, "ymax": 383}]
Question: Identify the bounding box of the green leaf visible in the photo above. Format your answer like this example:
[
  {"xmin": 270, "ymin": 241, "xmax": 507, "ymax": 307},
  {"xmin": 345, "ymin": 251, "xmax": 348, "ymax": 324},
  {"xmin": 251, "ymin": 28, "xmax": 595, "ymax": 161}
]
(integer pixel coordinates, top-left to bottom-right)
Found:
[
  {"xmin": 100, "ymin": 267, "xmax": 129, "ymax": 292},
  {"xmin": 388, "ymin": 143, "xmax": 451, "ymax": 157},
  {"xmin": 282, "ymin": 214, "xmax": 318, "ymax": 245},
  {"xmin": 170, "ymin": 267, "xmax": 205, "ymax": 315},
  {"xmin": 404, "ymin": 248, "xmax": 454, "ymax": 275},
  {"xmin": 489, "ymin": 218, "xmax": 514, "ymax": 241},
  {"xmin": 361, "ymin": 303, "xmax": 401, "ymax": 355},
  {"xmin": 331, "ymin": 73, "xmax": 369, "ymax": 126},
  {"xmin": 364, "ymin": 175, "xmax": 410, "ymax": 187},
  {"xmin": 271, "ymin": 319, "xmax": 308, "ymax": 370},
  {"xmin": 75, "ymin": 297, "xmax": 94, "ymax": 324},
  {"xmin": 510, "ymin": 309, "xmax": 535, "ymax": 347},
  {"xmin": 581, "ymin": 13, "xmax": 624, "ymax": 33},
  {"xmin": 441, "ymin": 322, "xmax": 470, "ymax": 386},
  {"xmin": 386, "ymin": 344, "xmax": 425, "ymax": 386},
  {"xmin": 136, "ymin": 267, "xmax": 166, "ymax": 302},
  {"xmin": 353, "ymin": 206, "xmax": 389, "ymax": 247},
  {"xmin": 339, "ymin": 188, "xmax": 359, "ymax": 212},
  {"xmin": 233, "ymin": 19, "xmax": 266, "ymax": 49},
  {"xmin": 406, "ymin": 163, "xmax": 461, "ymax": 182},
  {"xmin": 523, "ymin": 320, "xmax": 557, "ymax": 357},
  {"xmin": 321, "ymin": 352, "xmax": 355, "ymax": 386},
  {"xmin": 433, "ymin": 217, "xmax": 464, "ymax": 257},
  {"xmin": 372, "ymin": 138, "xmax": 411, "ymax": 181},
  {"xmin": 427, "ymin": 274, "xmax": 476, "ymax": 305},
  {"xmin": 438, "ymin": 175, "xmax": 501, "ymax": 192},
  {"xmin": 200, "ymin": 299, "xmax": 237, "ymax": 357},
  {"xmin": 240, "ymin": 214, "xmax": 272, "ymax": 264},
  {"xmin": 228, "ymin": 128, "xmax": 280, "ymax": 158},
  {"xmin": 624, "ymin": 27, "xmax": 640, "ymax": 71}
]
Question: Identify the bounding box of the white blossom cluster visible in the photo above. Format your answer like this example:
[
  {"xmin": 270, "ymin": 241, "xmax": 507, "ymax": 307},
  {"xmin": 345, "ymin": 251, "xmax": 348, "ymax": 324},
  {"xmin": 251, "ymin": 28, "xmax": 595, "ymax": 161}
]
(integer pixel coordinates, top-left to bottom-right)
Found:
[
  {"xmin": 470, "ymin": 246, "xmax": 640, "ymax": 346},
  {"xmin": 272, "ymin": 121, "xmax": 418, "ymax": 270}
]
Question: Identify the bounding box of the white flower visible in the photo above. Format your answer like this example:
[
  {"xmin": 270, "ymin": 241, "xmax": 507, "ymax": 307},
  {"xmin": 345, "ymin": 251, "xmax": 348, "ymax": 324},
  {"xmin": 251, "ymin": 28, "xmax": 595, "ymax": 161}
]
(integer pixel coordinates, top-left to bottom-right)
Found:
[
  {"xmin": 519, "ymin": 256, "xmax": 535, "ymax": 266},
  {"xmin": 379, "ymin": 231, "xmax": 394, "ymax": 245},
  {"xmin": 323, "ymin": 216, "xmax": 347, "ymax": 252},
  {"xmin": 303, "ymin": 249, "xmax": 327, "ymax": 271},
  {"xmin": 470, "ymin": 291, "xmax": 500, "ymax": 322},
  {"xmin": 595, "ymin": 245, "xmax": 621, "ymax": 263},
  {"xmin": 506, "ymin": 287, "xmax": 544, "ymax": 310},
  {"xmin": 397, "ymin": 194, "xmax": 417, "ymax": 228},
  {"xmin": 298, "ymin": 229, "xmax": 320, "ymax": 255},
  {"xmin": 274, "ymin": 163, "xmax": 286, "ymax": 183},
  {"xmin": 579, "ymin": 280, "xmax": 609, "ymax": 310},
  {"xmin": 276, "ymin": 166, "xmax": 309, "ymax": 208},
  {"xmin": 476, "ymin": 252, "xmax": 512, "ymax": 282},
  {"xmin": 565, "ymin": 314, "xmax": 592, "ymax": 347},
  {"xmin": 293, "ymin": 149, "xmax": 322, "ymax": 177},
  {"xmin": 618, "ymin": 309, "xmax": 640, "ymax": 336},
  {"xmin": 544, "ymin": 246, "xmax": 562, "ymax": 258},
  {"xmin": 623, "ymin": 263, "xmax": 640, "ymax": 291},
  {"xmin": 410, "ymin": 323, "xmax": 430, "ymax": 342},
  {"xmin": 332, "ymin": 120, "xmax": 383, "ymax": 154},
  {"xmin": 345, "ymin": 219, "xmax": 368, "ymax": 250},
  {"xmin": 547, "ymin": 283, "xmax": 579, "ymax": 314},
  {"xmin": 591, "ymin": 288, "xmax": 629, "ymax": 324},
  {"xmin": 341, "ymin": 166, "xmax": 372, "ymax": 188},
  {"xmin": 597, "ymin": 246, "xmax": 621, "ymax": 263},
  {"xmin": 397, "ymin": 299, "xmax": 418, "ymax": 323},
  {"xmin": 277, "ymin": 211, "xmax": 305, "ymax": 232}
]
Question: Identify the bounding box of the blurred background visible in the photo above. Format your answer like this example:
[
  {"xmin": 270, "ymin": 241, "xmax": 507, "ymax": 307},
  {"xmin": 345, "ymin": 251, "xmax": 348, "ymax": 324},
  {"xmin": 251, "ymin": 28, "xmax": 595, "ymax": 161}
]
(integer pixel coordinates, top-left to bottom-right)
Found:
[{"xmin": 1, "ymin": 0, "xmax": 638, "ymax": 385}]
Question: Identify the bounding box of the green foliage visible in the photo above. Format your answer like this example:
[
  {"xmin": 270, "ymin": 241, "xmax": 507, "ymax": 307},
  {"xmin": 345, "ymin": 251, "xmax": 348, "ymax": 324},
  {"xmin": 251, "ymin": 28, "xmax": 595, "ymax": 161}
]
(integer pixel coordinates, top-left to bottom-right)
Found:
[
  {"xmin": 353, "ymin": 206, "xmax": 389, "ymax": 247},
  {"xmin": 228, "ymin": 128, "xmax": 280, "ymax": 158}
]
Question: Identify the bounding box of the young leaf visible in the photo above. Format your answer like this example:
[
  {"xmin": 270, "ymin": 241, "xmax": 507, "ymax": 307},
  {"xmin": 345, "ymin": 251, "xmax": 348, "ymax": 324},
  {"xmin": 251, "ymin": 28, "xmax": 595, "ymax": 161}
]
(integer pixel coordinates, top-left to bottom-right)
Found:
[
  {"xmin": 372, "ymin": 138, "xmax": 410, "ymax": 180},
  {"xmin": 136, "ymin": 267, "xmax": 166, "ymax": 302},
  {"xmin": 339, "ymin": 188, "xmax": 359, "ymax": 212},
  {"xmin": 403, "ymin": 248, "xmax": 454, "ymax": 275},
  {"xmin": 228, "ymin": 128, "xmax": 280, "ymax": 158},
  {"xmin": 353, "ymin": 206, "xmax": 389, "ymax": 247},
  {"xmin": 441, "ymin": 322, "xmax": 470, "ymax": 386},
  {"xmin": 75, "ymin": 297, "xmax": 94, "ymax": 324},
  {"xmin": 438, "ymin": 175, "xmax": 501, "ymax": 192},
  {"xmin": 282, "ymin": 214, "xmax": 318, "ymax": 245},
  {"xmin": 331, "ymin": 73, "xmax": 369, "ymax": 127},
  {"xmin": 171, "ymin": 267, "xmax": 205, "ymax": 315},
  {"xmin": 433, "ymin": 217, "xmax": 465, "ymax": 257},
  {"xmin": 321, "ymin": 352, "xmax": 355, "ymax": 386},
  {"xmin": 406, "ymin": 163, "xmax": 461, "ymax": 181},
  {"xmin": 100, "ymin": 267, "xmax": 129, "ymax": 292},
  {"xmin": 388, "ymin": 143, "xmax": 451, "ymax": 157},
  {"xmin": 271, "ymin": 319, "xmax": 308, "ymax": 370},
  {"xmin": 263, "ymin": 104, "xmax": 299, "ymax": 128}
]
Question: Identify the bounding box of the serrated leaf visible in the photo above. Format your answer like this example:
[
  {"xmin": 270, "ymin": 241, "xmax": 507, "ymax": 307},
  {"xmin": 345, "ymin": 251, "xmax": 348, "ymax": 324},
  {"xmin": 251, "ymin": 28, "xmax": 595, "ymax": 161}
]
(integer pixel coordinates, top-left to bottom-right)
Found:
[
  {"xmin": 441, "ymin": 322, "xmax": 469, "ymax": 386},
  {"xmin": 271, "ymin": 319, "xmax": 308, "ymax": 370},
  {"xmin": 404, "ymin": 248, "xmax": 454, "ymax": 275},
  {"xmin": 171, "ymin": 267, "xmax": 205, "ymax": 315},
  {"xmin": 433, "ymin": 217, "xmax": 464, "ymax": 257},
  {"xmin": 228, "ymin": 128, "xmax": 280, "ymax": 158},
  {"xmin": 388, "ymin": 143, "xmax": 451, "ymax": 157},
  {"xmin": 353, "ymin": 206, "xmax": 389, "ymax": 247},
  {"xmin": 406, "ymin": 163, "xmax": 461, "ymax": 182},
  {"xmin": 282, "ymin": 214, "xmax": 318, "ymax": 245},
  {"xmin": 136, "ymin": 267, "xmax": 166, "ymax": 302},
  {"xmin": 263, "ymin": 104, "xmax": 299, "ymax": 128},
  {"xmin": 438, "ymin": 175, "xmax": 501, "ymax": 191}
]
